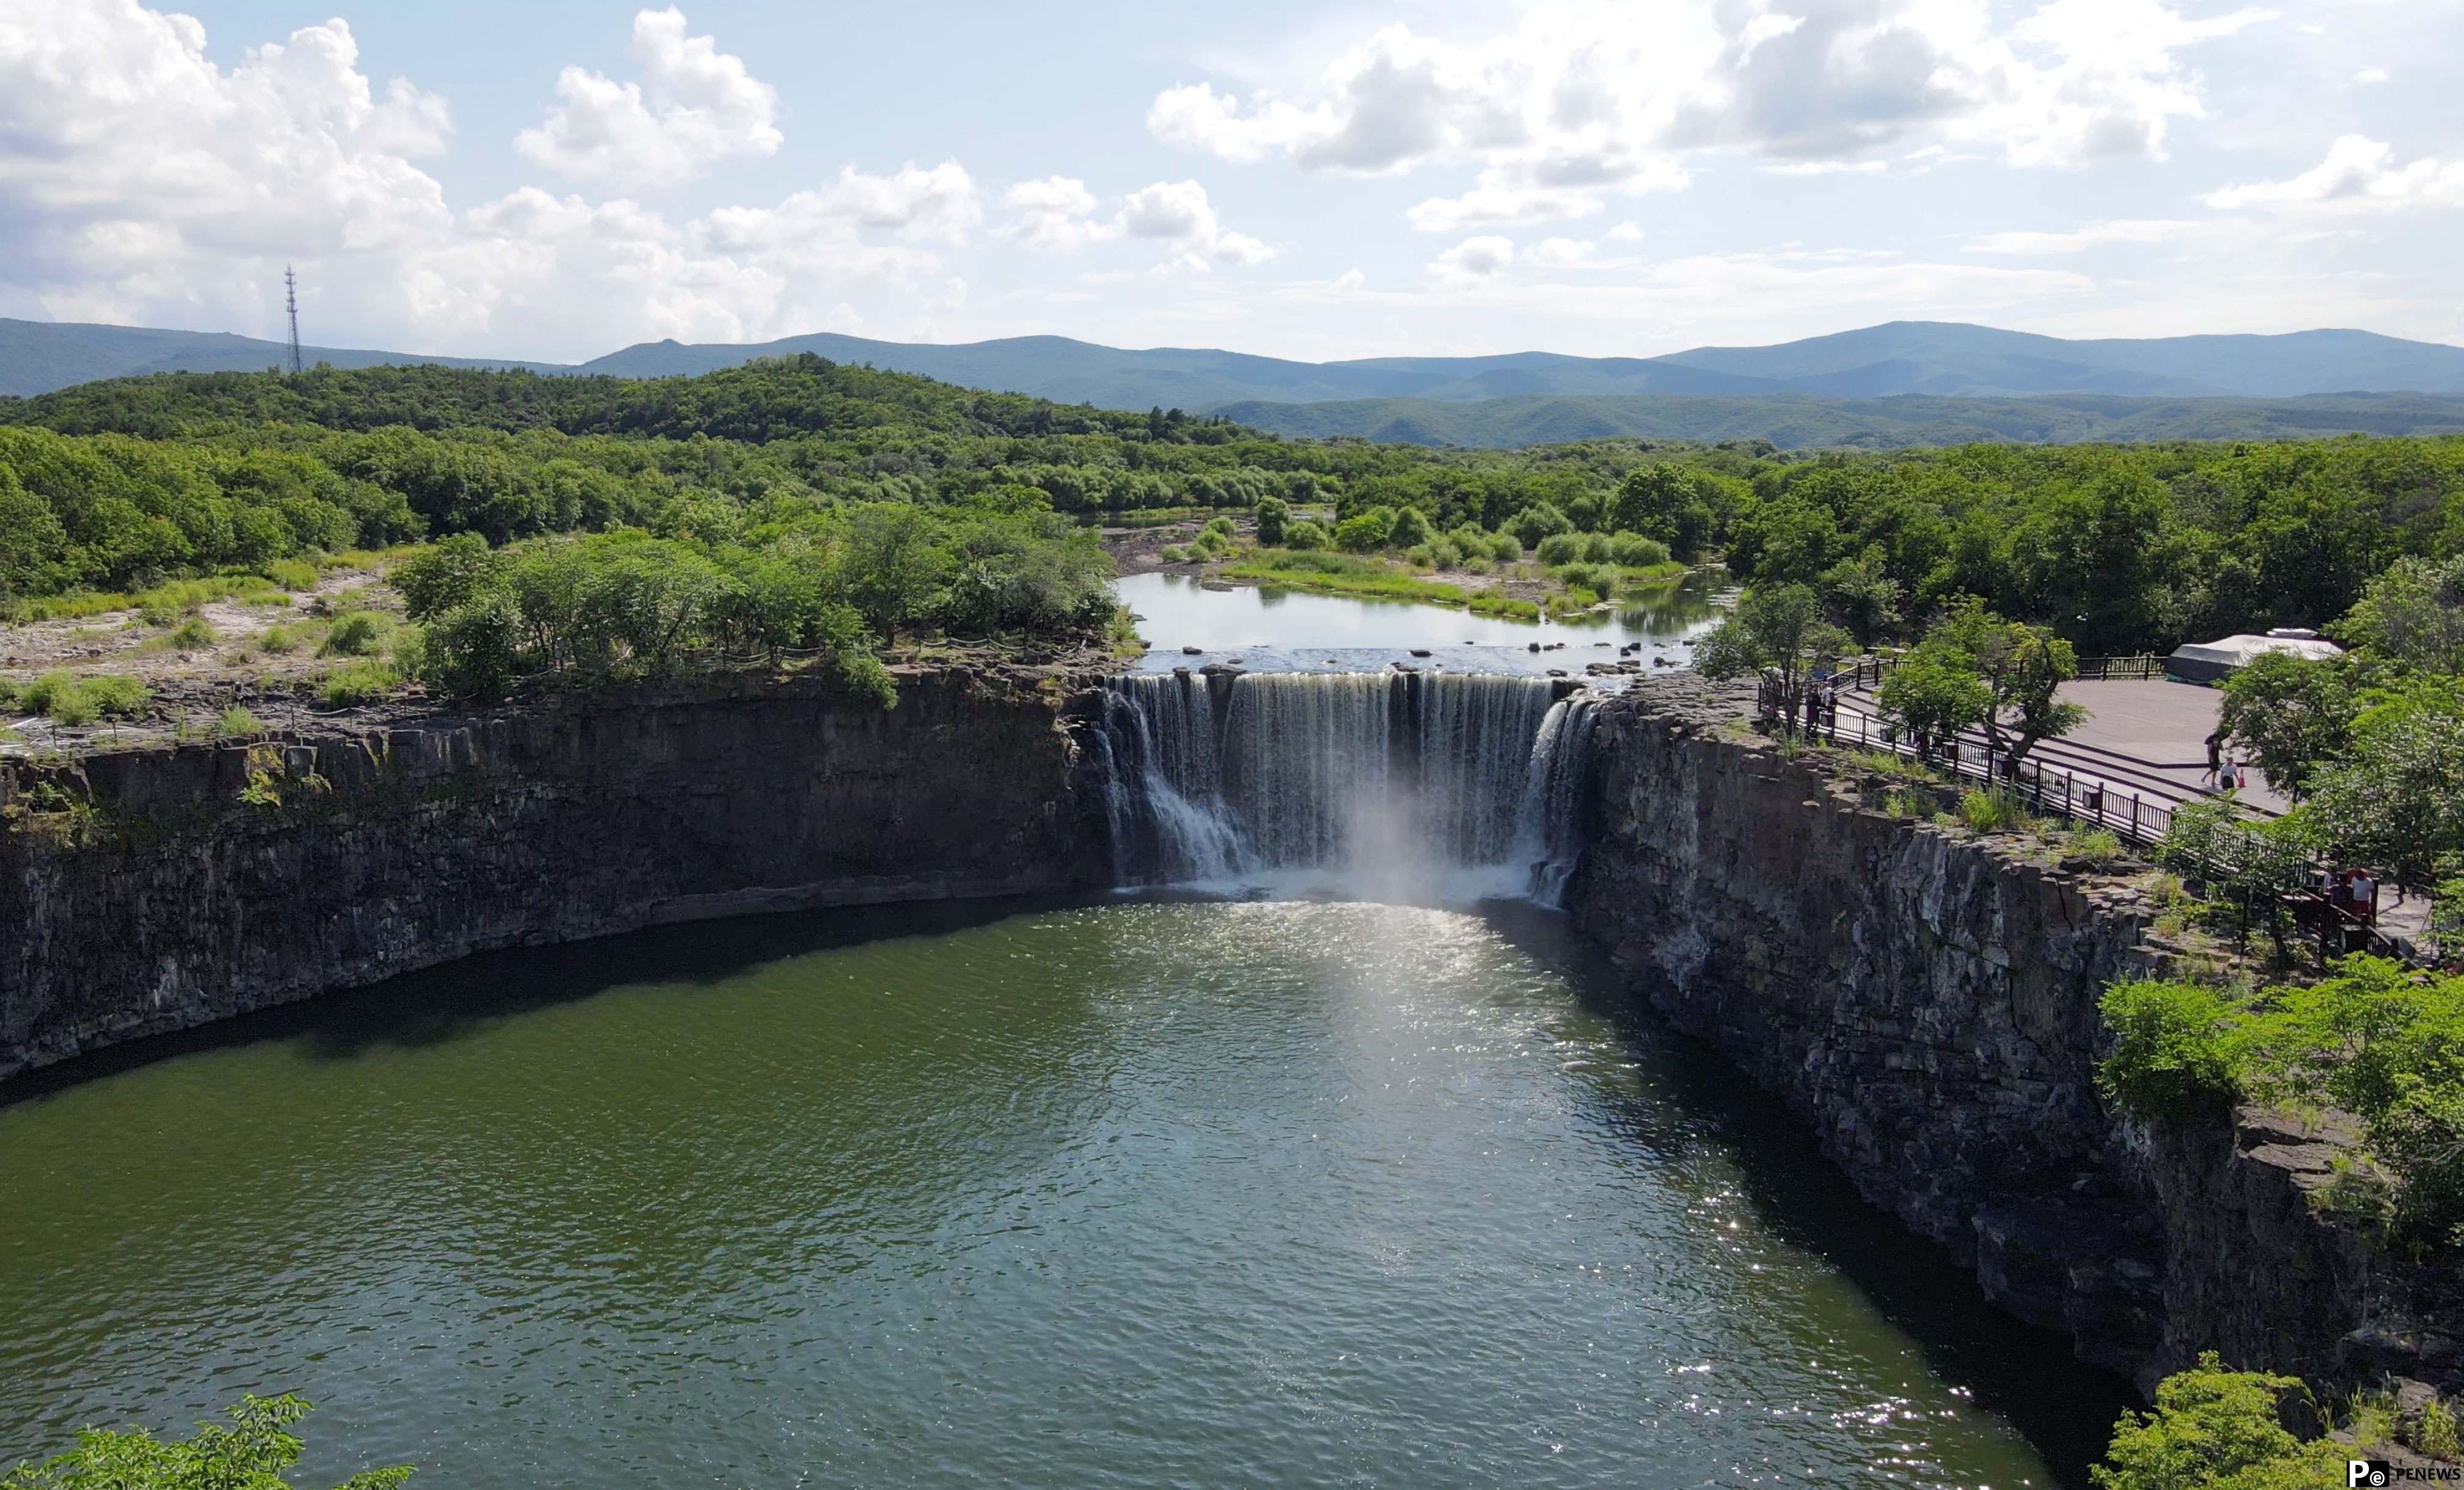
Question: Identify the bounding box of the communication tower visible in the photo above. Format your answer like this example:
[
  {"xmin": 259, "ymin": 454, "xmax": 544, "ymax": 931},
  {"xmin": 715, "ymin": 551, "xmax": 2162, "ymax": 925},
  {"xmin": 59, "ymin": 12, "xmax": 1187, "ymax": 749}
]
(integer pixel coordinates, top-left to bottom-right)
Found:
[{"xmin": 284, "ymin": 266, "xmax": 303, "ymax": 375}]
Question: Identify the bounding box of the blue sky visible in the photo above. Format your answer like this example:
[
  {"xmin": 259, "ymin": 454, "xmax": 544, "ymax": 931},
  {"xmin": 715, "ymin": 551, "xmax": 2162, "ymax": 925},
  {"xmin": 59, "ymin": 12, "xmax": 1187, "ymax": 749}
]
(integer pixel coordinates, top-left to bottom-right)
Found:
[{"xmin": 2, "ymin": 0, "xmax": 2459, "ymax": 362}]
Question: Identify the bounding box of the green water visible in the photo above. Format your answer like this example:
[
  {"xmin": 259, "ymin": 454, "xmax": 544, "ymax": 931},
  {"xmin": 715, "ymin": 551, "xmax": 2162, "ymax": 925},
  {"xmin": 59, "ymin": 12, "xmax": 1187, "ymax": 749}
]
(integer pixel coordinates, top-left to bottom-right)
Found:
[{"xmin": 0, "ymin": 898, "xmax": 2126, "ymax": 1486}]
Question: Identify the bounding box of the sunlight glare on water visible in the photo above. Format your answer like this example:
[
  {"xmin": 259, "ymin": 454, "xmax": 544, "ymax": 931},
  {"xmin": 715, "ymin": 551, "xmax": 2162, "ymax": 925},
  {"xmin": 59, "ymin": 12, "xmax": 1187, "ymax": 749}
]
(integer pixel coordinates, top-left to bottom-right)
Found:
[{"xmin": 0, "ymin": 899, "xmax": 2120, "ymax": 1488}]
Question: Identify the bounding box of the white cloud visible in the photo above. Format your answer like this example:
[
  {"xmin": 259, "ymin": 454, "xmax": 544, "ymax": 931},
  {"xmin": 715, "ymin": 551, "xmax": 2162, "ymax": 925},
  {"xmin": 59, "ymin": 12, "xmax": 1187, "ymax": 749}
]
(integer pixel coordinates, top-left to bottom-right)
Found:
[
  {"xmin": 1151, "ymin": 0, "xmax": 2272, "ymax": 230},
  {"xmin": 1607, "ymin": 221, "xmax": 1647, "ymax": 242},
  {"xmin": 1432, "ymin": 235, "xmax": 1517, "ymax": 279},
  {"xmin": 0, "ymin": 4, "xmax": 454, "ymax": 287},
  {"xmin": 514, "ymin": 7, "xmax": 781, "ymax": 189},
  {"xmin": 2202, "ymin": 134, "xmax": 2464, "ymax": 213},
  {"xmin": 2353, "ymin": 65, "xmax": 2389, "ymax": 84},
  {"xmin": 0, "ymin": 2, "xmax": 985, "ymax": 359},
  {"xmin": 1762, "ymin": 160, "xmax": 1890, "ymax": 177},
  {"xmin": 1526, "ymin": 236, "xmax": 1602, "ymax": 266},
  {"xmin": 1967, "ymin": 218, "xmax": 2203, "ymax": 252},
  {"xmin": 997, "ymin": 177, "xmax": 1280, "ymax": 268}
]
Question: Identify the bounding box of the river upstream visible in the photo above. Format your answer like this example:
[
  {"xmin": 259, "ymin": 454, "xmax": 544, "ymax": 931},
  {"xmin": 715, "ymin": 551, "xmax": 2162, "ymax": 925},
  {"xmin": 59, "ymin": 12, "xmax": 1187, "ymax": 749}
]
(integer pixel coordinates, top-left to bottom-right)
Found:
[{"xmin": 0, "ymin": 582, "xmax": 2130, "ymax": 1488}]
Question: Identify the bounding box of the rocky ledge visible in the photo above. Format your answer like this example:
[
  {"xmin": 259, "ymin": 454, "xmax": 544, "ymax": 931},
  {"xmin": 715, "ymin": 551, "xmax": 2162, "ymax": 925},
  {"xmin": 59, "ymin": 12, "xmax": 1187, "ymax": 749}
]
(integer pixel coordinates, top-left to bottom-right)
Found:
[
  {"xmin": 0, "ymin": 664, "xmax": 1120, "ymax": 1085},
  {"xmin": 1568, "ymin": 674, "xmax": 2462, "ymax": 1403}
]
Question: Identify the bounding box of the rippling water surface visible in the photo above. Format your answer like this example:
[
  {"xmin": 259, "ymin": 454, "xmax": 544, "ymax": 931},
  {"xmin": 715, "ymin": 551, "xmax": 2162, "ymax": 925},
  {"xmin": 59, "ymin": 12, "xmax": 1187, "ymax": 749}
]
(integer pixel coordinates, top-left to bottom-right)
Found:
[{"xmin": 0, "ymin": 898, "xmax": 2124, "ymax": 1486}]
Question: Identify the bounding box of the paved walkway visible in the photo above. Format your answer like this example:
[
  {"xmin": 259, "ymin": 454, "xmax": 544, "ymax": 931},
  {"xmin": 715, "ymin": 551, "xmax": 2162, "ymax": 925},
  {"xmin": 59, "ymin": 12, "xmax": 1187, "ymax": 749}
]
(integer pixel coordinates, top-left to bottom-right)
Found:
[{"xmin": 1832, "ymin": 675, "xmax": 2428, "ymax": 949}]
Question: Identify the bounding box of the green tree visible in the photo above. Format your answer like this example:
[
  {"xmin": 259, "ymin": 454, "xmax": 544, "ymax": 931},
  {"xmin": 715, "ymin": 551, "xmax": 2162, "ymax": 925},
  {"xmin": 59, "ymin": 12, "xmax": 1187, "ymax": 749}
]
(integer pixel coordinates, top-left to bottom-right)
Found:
[
  {"xmin": 2091, "ymin": 1353, "xmax": 2343, "ymax": 1490},
  {"xmin": 1928, "ymin": 599, "xmax": 2087, "ymax": 769},
  {"xmin": 1, "ymin": 1393, "xmax": 409, "ymax": 1490},
  {"xmin": 1877, "ymin": 652, "xmax": 1991, "ymax": 759},
  {"xmin": 2331, "ymin": 552, "xmax": 2464, "ymax": 676},
  {"xmin": 1254, "ymin": 494, "xmax": 1290, "ymax": 546},
  {"xmin": 1693, "ymin": 582, "xmax": 1849, "ymax": 727},
  {"xmin": 2306, "ymin": 679, "xmax": 2464, "ymax": 889},
  {"xmin": 2219, "ymin": 653, "xmax": 2353, "ymax": 801},
  {"xmin": 1816, "ymin": 550, "xmax": 1901, "ymax": 647}
]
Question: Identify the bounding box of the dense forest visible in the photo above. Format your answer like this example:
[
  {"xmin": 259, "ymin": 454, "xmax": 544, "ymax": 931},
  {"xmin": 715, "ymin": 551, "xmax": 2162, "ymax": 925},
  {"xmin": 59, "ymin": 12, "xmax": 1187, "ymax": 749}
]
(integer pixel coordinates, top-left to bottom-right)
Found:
[{"xmin": 5, "ymin": 356, "xmax": 2464, "ymax": 666}]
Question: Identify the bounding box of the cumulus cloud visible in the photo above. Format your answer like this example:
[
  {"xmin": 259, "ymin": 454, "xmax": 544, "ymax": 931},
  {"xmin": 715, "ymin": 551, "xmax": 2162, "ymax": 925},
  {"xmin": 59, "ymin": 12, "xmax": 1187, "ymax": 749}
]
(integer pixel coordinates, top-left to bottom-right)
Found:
[
  {"xmin": 1966, "ymin": 217, "xmax": 2203, "ymax": 252},
  {"xmin": 0, "ymin": 3, "xmax": 454, "ymax": 290},
  {"xmin": 515, "ymin": 7, "xmax": 781, "ymax": 189},
  {"xmin": 997, "ymin": 177, "xmax": 1279, "ymax": 268},
  {"xmin": 2353, "ymin": 65, "xmax": 2389, "ymax": 84},
  {"xmin": 1150, "ymin": 0, "xmax": 2271, "ymax": 227},
  {"xmin": 1431, "ymin": 235, "xmax": 1517, "ymax": 279},
  {"xmin": 0, "ymin": 2, "xmax": 981, "ymax": 358},
  {"xmin": 2202, "ymin": 134, "xmax": 2464, "ymax": 213}
]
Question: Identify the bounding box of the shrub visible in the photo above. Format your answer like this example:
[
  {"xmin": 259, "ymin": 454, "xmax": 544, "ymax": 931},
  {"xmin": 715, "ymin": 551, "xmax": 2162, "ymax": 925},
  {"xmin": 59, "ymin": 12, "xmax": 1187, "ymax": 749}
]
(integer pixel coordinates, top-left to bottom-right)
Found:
[
  {"xmin": 2415, "ymin": 1395, "xmax": 2460, "ymax": 1460},
  {"xmin": 1423, "ymin": 535, "xmax": 1462, "ymax": 570},
  {"xmin": 2372, "ymin": 1079, "xmax": 2464, "ymax": 1247},
  {"xmin": 1282, "ymin": 519, "xmax": 1330, "ymax": 551},
  {"xmin": 20, "ymin": 671, "xmax": 148, "ymax": 725},
  {"xmin": 2091, "ymin": 1352, "xmax": 2342, "ymax": 1490},
  {"xmin": 1536, "ymin": 532, "xmax": 1586, "ymax": 565},
  {"xmin": 1607, "ymin": 531, "xmax": 1672, "ymax": 567},
  {"xmin": 319, "ymin": 610, "xmax": 389, "ymax": 656},
  {"xmin": 1387, "ymin": 506, "xmax": 1433, "ymax": 548},
  {"xmin": 0, "ymin": 1391, "xmax": 410, "ymax": 1490},
  {"xmin": 81, "ymin": 673, "xmax": 149, "ymax": 717},
  {"xmin": 1402, "ymin": 543, "xmax": 1436, "ymax": 570},
  {"xmin": 1333, "ymin": 507, "xmax": 1395, "ymax": 552},
  {"xmin": 257, "ymin": 624, "xmax": 300, "ymax": 655},
  {"xmin": 166, "ymin": 615, "xmax": 216, "ymax": 651},
  {"xmin": 1957, "ymin": 787, "xmax": 2028, "ymax": 832},
  {"xmin": 265, "ymin": 557, "xmax": 323, "ymax": 590},
  {"xmin": 1505, "ymin": 501, "xmax": 1573, "ymax": 550},
  {"xmin": 20, "ymin": 671, "xmax": 74, "ymax": 717},
  {"xmin": 1552, "ymin": 561, "xmax": 1615, "ymax": 598},
  {"xmin": 1201, "ymin": 515, "xmax": 1235, "ymax": 540},
  {"xmin": 2097, "ymin": 979, "xmax": 2244, "ymax": 1121},
  {"xmin": 215, "ymin": 705, "xmax": 263, "ymax": 738},
  {"xmin": 317, "ymin": 660, "xmax": 400, "ymax": 707},
  {"xmin": 2072, "ymin": 828, "xmax": 2126, "ymax": 870},
  {"xmin": 1254, "ymin": 495, "xmax": 1290, "ymax": 546}
]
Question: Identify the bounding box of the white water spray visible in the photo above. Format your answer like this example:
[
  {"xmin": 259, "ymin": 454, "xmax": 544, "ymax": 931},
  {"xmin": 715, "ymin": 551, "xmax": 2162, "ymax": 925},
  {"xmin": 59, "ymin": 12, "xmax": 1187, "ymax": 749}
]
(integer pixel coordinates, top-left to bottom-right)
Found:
[{"xmin": 1098, "ymin": 671, "xmax": 1599, "ymax": 903}]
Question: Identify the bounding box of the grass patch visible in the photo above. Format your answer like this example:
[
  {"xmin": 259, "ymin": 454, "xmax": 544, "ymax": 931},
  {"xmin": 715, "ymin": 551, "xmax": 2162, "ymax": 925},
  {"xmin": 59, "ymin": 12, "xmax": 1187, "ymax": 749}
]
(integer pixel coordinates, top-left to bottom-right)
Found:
[
  {"xmin": 19, "ymin": 670, "xmax": 152, "ymax": 726},
  {"xmin": 318, "ymin": 610, "xmax": 391, "ymax": 657},
  {"xmin": 1223, "ymin": 549, "xmax": 1475, "ymax": 607},
  {"xmin": 1468, "ymin": 589, "xmax": 1541, "ymax": 620},
  {"xmin": 1957, "ymin": 787, "xmax": 2033, "ymax": 833},
  {"xmin": 2070, "ymin": 827, "xmax": 2127, "ymax": 870},
  {"xmin": 215, "ymin": 705, "xmax": 264, "ymax": 738},
  {"xmin": 10, "ymin": 574, "xmax": 287, "ymax": 625},
  {"xmin": 317, "ymin": 659, "xmax": 401, "ymax": 707}
]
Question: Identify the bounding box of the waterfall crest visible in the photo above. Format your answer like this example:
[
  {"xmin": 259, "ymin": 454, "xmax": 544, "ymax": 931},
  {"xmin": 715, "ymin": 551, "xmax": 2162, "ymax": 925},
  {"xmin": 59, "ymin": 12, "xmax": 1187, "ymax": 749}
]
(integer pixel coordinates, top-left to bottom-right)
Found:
[{"xmin": 1099, "ymin": 671, "xmax": 1598, "ymax": 902}]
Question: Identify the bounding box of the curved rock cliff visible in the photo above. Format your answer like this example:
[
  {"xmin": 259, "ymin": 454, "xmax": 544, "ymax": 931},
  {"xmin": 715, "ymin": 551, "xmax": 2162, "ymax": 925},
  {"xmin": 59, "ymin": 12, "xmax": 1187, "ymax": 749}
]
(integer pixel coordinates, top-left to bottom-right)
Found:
[
  {"xmin": 1568, "ymin": 675, "xmax": 2459, "ymax": 1398},
  {"xmin": 0, "ymin": 667, "xmax": 1110, "ymax": 1084}
]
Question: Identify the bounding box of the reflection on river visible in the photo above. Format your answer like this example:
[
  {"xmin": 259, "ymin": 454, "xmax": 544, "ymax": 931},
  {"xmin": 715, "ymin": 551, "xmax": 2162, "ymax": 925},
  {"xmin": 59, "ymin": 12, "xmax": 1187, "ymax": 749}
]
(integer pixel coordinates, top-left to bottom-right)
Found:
[
  {"xmin": 0, "ymin": 898, "xmax": 2126, "ymax": 1488},
  {"xmin": 1118, "ymin": 569, "xmax": 1723, "ymax": 677}
]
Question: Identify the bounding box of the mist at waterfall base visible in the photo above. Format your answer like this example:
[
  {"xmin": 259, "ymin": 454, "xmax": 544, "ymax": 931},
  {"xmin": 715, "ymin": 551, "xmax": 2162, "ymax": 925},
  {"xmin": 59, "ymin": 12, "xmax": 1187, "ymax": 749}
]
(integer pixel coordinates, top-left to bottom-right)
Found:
[{"xmin": 1098, "ymin": 671, "xmax": 1598, "ymax": 906}]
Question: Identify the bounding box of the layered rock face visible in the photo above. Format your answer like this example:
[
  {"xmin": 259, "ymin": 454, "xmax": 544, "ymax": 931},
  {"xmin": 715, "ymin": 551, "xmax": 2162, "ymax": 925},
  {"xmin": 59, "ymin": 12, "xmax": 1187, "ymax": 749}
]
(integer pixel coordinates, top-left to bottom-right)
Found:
[
  {"xmin": 1569, "ymin": 676, "xmax": 2457, "ymax": 1395},
  {"xmin": 0, "ymin": 669, "xmax": 1109, "ymax": 1084}
]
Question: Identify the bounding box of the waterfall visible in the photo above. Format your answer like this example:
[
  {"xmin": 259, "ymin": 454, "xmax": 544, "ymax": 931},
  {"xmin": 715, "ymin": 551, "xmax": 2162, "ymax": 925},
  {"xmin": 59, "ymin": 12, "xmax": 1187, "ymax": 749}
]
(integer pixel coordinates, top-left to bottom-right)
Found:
[{"xmin": 1098, "ymin": 671, "xmax": 1599, "ymax": 903}]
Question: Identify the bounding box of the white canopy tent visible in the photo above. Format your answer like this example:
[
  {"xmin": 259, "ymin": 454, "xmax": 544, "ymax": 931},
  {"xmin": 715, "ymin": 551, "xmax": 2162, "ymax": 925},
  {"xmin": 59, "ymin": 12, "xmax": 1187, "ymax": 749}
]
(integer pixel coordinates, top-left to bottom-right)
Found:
[{"xmin": 2165, "ymin": 633, "xmax": 2344, "ymax": 684}]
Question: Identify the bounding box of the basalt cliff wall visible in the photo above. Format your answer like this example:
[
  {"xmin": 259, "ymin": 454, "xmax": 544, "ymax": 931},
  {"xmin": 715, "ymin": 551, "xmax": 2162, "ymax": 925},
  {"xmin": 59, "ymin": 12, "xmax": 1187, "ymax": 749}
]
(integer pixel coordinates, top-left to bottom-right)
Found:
[
  {"xmin": 0, "ymin": 667, "xmax": 1112, "ymax": 1085},
  {"xmin": 1569, "ymin": 675, "xmax": 2460, "ymax": 1399}
]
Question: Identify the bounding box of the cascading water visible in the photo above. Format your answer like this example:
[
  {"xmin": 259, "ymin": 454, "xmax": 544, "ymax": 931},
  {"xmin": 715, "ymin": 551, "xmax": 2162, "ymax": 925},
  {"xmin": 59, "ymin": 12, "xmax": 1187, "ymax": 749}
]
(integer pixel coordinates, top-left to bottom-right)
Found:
[{"xmin": 1098, "ymin": 670, "xmax": 1599, "ymax": 903}]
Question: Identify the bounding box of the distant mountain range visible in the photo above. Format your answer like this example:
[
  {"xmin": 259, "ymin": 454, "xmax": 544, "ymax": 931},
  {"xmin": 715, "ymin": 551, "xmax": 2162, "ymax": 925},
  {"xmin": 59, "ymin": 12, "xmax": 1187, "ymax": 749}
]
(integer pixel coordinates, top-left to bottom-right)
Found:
[
  {"xmin": 1215, "ymin": 391, "xmax": 2464, "ymax": 450},
  {"xmin": 7, "ymin": 315, "xmax": 2464, "ymax": 448}
]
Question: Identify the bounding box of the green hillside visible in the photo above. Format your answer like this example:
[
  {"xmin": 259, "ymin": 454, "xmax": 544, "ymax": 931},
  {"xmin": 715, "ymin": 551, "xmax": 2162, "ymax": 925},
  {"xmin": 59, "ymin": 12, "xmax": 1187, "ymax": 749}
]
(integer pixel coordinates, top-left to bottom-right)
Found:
[{"xmin": 1215, "ymin": 391, "xmax": 2464, "ymax": 449}]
